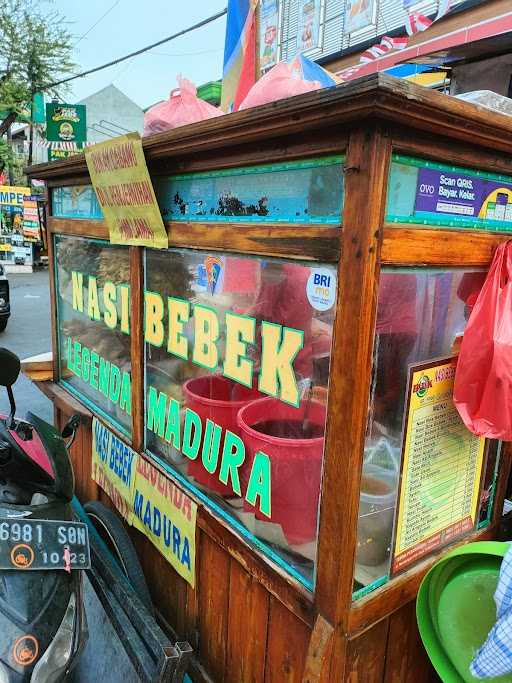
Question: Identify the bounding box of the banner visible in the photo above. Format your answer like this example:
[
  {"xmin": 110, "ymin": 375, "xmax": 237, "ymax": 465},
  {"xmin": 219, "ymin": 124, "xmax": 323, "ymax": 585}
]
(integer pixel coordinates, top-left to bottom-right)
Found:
[
  {"xmin": 345, "ymin": 0, "xmax": 376, "ymax": 34},
  {"xmin": 414, "ymin": 167, "xmax": 512, "ymax": 223},
  {"xmin": 46, "ymin": 103, "xmax": 87, "ymax": 144},
  {"xmin": 32, "ymin": 92, "xmax": 46, "ymax": 125},
  {"xmin": 22, "ymin": 196, "xmax": 41, "ymax": 242},
  {"xmin": 297, "ymin": 0, "xmax": 322, "ymax": 52},
  {"xmin": 340, "ymin": 0, "xmax": 453, "ymax": 79},
  {"xmin": 85, "ymin": 132, "xmax": 168, "ymax": 249},
  {"xmin": 259, "ymin": 0, "xmax": 279, "ymax": 72},
  {"xmin": 91, "ymin": 418, "xmax": 197, "ymax": 587},
  {"xmin": 0, "ymin": 185, "xmax": 31, "ymax": 211},
  {"xmin": 221, "ymin": 0, "xmax": 258, "ymax": 112},
  {"xmin": 48, "ymin": 147, "xmax": 82, "ymax": 163}
]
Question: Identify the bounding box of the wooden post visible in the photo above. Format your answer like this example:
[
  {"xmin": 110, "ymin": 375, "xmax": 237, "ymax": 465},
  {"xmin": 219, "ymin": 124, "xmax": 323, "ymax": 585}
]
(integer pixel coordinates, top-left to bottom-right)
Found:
[
  {"xmin": 314, "ymin": 125, "xmax": 391, "ymax": 677},
  {"xmin": 46, "ymin": 218, "xmax": 60, "ymax": 385},
  {"xmin": 130, "ymin": 246, "xmax": 144, "ymax": 451}
]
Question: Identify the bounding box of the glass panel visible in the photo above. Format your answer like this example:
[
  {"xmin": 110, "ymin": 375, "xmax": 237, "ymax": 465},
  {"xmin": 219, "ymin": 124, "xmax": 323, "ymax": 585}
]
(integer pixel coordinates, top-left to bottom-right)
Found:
[
  {"xmin": 144, "ymin": 249, "xmax": 337, "ymax": 588},
  {"xmin": 154, "ymin": 156, "xmax": 344, "ymax": 224},
  {"xmin": 353, "ymin": 268, "xmax": 497, "ymax": 600},
  {"xmin": 52, "ymin": 186, "xmax": 103, "ymax": 220},
  {"xmin": 387, "ymin": 154, "xmax": 512, "ymax": 232},
  {"xmin": 477, "ymin": 441, "xmax": 501, "ymax": 529},
  {"xmin": 54, "ymin": 235, "xmax": 131, "ymax": 434}
]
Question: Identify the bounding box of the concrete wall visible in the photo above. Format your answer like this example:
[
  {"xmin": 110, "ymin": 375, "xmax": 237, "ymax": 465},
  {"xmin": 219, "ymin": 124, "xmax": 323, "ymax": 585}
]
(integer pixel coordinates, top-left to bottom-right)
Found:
[
  {"xmin": 79, "ymin": 85, "xmax": 143, "ymax": 143},
  {"xmin": 451, "ymin": 54, "xmax": 512, "ymax": 96}
]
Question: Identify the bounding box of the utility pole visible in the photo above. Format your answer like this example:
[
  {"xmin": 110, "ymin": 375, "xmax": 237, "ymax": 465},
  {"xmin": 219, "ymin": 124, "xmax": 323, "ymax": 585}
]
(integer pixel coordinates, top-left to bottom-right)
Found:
[
  {"xmin": 6, "ymin": 127, "xmax": 14, "ymax": 185},
  {"xmin": 27, "ymin": 91, "xmax": 34, "ymax": 166}
]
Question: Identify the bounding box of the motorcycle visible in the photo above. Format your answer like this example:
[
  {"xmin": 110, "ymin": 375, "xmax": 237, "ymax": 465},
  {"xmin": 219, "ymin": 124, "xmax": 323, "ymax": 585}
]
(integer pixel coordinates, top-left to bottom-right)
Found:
[{"xmin": 0, "ymin": 347, "xmax": 89, "ymax": 682}]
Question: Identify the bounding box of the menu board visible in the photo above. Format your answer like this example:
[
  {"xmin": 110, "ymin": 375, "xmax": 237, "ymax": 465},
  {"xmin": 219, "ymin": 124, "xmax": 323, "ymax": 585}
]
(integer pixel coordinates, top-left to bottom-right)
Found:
[{"xmin": 392, "ymin": 358, "xmax": 485, "ymax": 574}]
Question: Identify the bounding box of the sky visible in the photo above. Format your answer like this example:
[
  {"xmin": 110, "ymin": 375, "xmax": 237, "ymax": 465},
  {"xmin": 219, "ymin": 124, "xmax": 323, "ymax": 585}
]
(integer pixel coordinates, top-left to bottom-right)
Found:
[{"xmin": 52, "ymin": 0, "xmax": 227, "ymax": 110}]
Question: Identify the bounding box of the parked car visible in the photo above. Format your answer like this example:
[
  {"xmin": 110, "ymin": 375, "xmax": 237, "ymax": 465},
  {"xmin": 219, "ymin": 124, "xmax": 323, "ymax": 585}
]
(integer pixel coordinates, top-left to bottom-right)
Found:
[{"xmin": 0, "ymin": 264, "xmax": 10, "ymax": 332}]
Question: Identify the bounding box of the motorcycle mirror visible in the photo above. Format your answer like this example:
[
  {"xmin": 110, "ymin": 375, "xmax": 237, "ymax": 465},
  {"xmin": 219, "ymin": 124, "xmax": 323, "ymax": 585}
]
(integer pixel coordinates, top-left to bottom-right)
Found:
[
  {"xmin": 0, "ymin": 349, "xmax": 20, "ymax": 428},
  {"xmin": 0, "ymin": 348, "xmax": 20, "ymax": 387},
  {"xmin": 62, "ymin": 414, "xmax": 80, "ymax": 449}
]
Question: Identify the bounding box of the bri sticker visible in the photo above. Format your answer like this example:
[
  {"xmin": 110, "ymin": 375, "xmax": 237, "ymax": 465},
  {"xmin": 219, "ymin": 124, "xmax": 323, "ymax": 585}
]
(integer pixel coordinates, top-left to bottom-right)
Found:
[{"xmin": 306, "ymin": 268, "xmax": 336, "ymax": 311}]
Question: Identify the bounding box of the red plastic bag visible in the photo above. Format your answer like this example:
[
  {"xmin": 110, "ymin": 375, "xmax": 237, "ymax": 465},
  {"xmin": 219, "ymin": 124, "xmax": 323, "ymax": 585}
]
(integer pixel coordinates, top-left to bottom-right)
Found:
[
  {"xmin": 238, "ymin": 61, "xmax": 321, "ymax": 111},
  {"xmin": 143, "ymin": 77, "xmax": 223, "ymax": 136},
  {"xmin": 454, "ymin": 240, "xmax": 512, "ymax": 440}
]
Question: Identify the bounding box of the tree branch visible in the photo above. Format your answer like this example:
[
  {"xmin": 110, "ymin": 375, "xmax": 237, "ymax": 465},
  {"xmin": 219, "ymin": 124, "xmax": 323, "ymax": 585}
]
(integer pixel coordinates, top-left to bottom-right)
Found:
[{"xmin": 0, "ymin": 110, "xmax": 18, "ymax": 137}]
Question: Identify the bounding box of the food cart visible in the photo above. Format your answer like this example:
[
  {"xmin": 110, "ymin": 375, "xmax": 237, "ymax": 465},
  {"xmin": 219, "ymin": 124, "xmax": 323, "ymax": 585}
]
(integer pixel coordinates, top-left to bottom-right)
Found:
[{"xmin": 26, "ymin": 74, "xmax": 512, "ymax": 682}]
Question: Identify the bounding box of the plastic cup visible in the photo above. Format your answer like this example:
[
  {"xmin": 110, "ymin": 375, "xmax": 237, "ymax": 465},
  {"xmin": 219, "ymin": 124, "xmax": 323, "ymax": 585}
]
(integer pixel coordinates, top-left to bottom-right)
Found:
[{"xmin": 357, "ymin": 463, "xmax": 397, "ymax": 567}]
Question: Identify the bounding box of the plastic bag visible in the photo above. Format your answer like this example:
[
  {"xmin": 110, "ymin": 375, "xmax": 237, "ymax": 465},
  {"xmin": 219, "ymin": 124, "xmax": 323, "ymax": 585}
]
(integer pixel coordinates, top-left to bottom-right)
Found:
[
  {"xmin": 238, "ymin": 61, "xmax": 321, "ymax": 111},
  {"xmin": 143, "ymin": 77, "xmax": 223, "ymax": 136},
  {"xmin": 454, "ymin": 240, "xmax": 512, "ymax": 440}
]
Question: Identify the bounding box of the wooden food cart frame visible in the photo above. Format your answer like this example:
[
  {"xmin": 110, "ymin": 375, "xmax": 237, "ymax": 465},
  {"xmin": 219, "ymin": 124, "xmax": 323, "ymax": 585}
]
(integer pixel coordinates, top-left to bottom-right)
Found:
[{"xmin": 27, "ymin": 74, "xmax": 512, "ymax": 682}]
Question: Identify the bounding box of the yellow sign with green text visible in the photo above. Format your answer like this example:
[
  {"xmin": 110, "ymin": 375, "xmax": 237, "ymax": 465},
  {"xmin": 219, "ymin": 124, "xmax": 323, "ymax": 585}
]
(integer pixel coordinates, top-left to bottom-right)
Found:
[
  {"xmin": 85, "ymin": 132, "xmax": 167, "ymax": 249},
  {"xmin": 91, "ymin": 418, "xmax": 197, "ymax": 587}
]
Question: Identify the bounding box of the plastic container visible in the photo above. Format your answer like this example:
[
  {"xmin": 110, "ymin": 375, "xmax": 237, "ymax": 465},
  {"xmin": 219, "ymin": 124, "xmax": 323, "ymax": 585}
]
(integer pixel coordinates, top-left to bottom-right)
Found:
[
  {"xmin": 183, "ymin": 375, "xmax": 260, "ymax": 495},
  {"xmin": 417, "ymin": 541, "xmax": 510, "ymax": 683},
  {"xmin": 356, "ymin": 463, "xmax": 397, "ymax": 567},
  {"xmin": 237, "ymin": 397, "xmax": 326, "ymax": 545}
]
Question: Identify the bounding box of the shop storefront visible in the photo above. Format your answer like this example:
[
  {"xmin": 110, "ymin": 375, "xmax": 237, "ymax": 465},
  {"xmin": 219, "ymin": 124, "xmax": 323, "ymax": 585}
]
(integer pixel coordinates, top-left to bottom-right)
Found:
[{"xmin": 26, "ymin": 74, "xmax": 512, "ymax": 681}]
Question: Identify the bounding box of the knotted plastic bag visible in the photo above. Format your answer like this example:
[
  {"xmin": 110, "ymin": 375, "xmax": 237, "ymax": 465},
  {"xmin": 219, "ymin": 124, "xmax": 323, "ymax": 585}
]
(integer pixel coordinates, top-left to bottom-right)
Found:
[
  {"xmin": 143, "ymin": 77, "xmax": 223, "ymax": 136},
  {"xmin": 238, "ymin": 61, "xmax": 321, "ymax": 111},
  {"xmin": 454, "ymin": 240, "xmax": 512, "ymax": 440}
]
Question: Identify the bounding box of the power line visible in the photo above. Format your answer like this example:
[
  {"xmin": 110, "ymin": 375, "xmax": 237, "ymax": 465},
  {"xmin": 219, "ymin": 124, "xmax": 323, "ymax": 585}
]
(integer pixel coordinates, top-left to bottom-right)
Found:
[
  {"xmin": 149, "ymin": 48, "xmax": 224, "ymax": 57},
  {"xmin": 74, "ymin": 0, "xmax": 122, "ymax": 47},
  {"xmin": 46, "ymin": 8, "xmax": 227, "ymax": 90}
]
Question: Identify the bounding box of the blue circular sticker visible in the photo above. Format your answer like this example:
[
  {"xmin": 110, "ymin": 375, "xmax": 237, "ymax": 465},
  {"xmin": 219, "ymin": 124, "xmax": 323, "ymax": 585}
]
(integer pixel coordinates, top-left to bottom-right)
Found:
[{"xmin": 307, "ymin": 268, "xmax": 336, "ymax": 311}]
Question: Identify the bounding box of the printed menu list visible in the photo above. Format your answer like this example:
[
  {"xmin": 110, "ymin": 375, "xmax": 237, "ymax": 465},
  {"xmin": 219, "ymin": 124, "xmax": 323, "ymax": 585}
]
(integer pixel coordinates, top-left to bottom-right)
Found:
[{"xmin": 392, "ymin": 358, "xmax": 485, "ymax": 574}]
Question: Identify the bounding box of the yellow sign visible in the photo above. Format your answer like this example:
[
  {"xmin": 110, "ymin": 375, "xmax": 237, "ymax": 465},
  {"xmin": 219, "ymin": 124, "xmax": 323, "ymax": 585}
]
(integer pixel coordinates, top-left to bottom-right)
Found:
[
  {"xmin": 0, "ymin": 185, "xmax": 31, "ymax": 208},
  {"xmin": 0, "ymin": 244, "xmax": 11, "ymax": 252},
  {"xmin": 91, "ymin": 418, "xmax": 137, "ymax": 523},
  {"xmin": 85, "ymin": 132, "xmax": 167, "ymax": 249},
  {"xmin": 132, "ymin": 457, "xmax": 197, "ymax": 587},
  {"xmin": 91, "ymin": 418, "xmax": 197, "ymax": 586},
  {"xmin": 393, "ymin": 358, "xmax": 485, "ymax": 574}
]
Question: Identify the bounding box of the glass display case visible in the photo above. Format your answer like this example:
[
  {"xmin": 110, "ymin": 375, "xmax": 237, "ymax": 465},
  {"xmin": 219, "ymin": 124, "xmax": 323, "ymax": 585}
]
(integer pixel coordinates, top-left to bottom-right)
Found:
[{"xmin": 29, "ymin": 75, "xmax": 512, "ymax": 682}]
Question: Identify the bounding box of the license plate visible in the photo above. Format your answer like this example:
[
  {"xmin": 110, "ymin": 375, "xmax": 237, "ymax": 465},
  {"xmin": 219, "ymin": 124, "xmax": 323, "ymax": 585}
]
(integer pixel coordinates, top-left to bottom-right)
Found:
[{"xmin": 0, "ymin": 519, "xmax": 90, "ymax": 570}]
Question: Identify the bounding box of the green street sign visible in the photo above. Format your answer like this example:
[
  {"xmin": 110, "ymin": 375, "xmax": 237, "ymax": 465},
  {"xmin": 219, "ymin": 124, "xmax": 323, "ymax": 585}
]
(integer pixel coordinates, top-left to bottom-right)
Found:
[
  {"xmin": 46, "ymin": 103, "xmax": 86, "ymax": 143},
  {"xmin": 32, "ymin": 92, "xmax": 45, "ymax": 124}
]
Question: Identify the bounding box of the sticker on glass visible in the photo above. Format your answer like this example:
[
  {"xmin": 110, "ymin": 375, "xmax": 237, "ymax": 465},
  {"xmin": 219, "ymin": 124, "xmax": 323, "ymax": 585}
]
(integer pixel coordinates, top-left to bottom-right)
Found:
[{"xmin": 307, "ymin": 268, "xmax": 336, "ymax": 311}]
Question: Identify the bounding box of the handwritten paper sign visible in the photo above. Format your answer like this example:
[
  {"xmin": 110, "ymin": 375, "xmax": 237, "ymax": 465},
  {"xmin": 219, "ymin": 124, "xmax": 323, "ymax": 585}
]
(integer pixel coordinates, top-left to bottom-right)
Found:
[
  {"xmin": 91, "ymin": 418, "xmax": 197, "ymax": 586},
  {"xmin": 392, "ymin": 358, "xmax": 485, "ymax": 574},
  {"xmin": 132, "ymin": 458, "xmax": 197, "ymax": 588},
  {"xmin": 85, "ymin": 132, "xmax": 167, "ymax": 249},
  {"xmin": 92, "ymin": 419, "xmax": 138, "ymax": 523}
]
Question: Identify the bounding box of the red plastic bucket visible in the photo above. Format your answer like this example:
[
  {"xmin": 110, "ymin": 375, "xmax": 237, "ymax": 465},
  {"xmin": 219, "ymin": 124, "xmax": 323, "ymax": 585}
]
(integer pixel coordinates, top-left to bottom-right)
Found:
[
  {"xmin": 237, "ymin": 397, "xmax": 326, "ymax": 545},
  {"xmin": 183, "ymin": 375, "xmax": 261, "ymax": 495}
]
